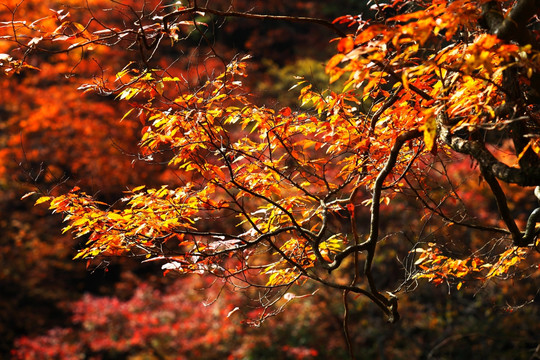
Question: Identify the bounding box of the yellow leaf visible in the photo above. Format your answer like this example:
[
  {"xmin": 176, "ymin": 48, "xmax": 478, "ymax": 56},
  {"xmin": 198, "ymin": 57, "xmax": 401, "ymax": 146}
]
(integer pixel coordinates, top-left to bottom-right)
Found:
[
  {"xmin": 35, "ymin": 196, "xmax": 51, "ymax": 205},
  {"xmin": 423, "ymin": 115, "xmax": 437, "ymax": 151},
  {"xmin": 531, "ymin": 139, "xmax": 540, "ymax": 155},
  {"xmin": 107, "ymin": 212, "xmax": 124, "ymax": 221},
  {"xmin": 121, "ymin": 108, "xmax": 135, "ymax": 122},
  {"xmin": 72, "ymin": 22, "xmax": 86, "ymax": 33},
  {"xmin": 73, "ymin": 250, "xmax": 87, "ymax": 260},
  {"xmin": 72, "ymin": 218, "xmax": 87, "ymax": 227}
]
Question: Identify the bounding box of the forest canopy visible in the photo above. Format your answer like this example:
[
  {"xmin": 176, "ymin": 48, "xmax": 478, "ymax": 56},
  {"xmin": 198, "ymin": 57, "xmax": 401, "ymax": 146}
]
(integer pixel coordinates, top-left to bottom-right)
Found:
[{"xmin": 2, "ymin": 0, "xmax": 540, "ymax": 358}]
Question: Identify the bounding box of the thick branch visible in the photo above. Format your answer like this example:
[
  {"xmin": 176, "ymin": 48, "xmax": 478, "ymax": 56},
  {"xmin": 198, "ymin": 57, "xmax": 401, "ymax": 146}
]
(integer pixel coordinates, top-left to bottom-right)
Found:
[
  {"xmin": 329, "ymin": 129, "xmax": 422, "ymax": 272},
  {"xmin": 441, "ymin": 127, "xmax": 540, "ymax": 187},
  {"xmin": 368, "ymin": 129, "xmax": 422, "ymax": 244},
  {"xmin": 480, "ymin": 167, "xmax": 524, "ymax": 245},
  {"xmin": 523, "ymin": 186, "xmax": 540, "ymax": 245},
  {"xmin": 328, "ymin": 243, "xmax": 370, "ymax": 270},
  {"xmin": 367, "ymin": 128, "xmax": 421, "ymax": 321},
  {"xmin": 480, "ymin": 1, "xmax": 540, "ymax": 172},
  {"xmin": 326, "ymin": 130, "xmax": 421, "ymax": 323},
  {"xmin": 482, "ymin": 0, "xmax": 540, "ymax": 47},
  {"xmin": 523, "ymin": 208, "xmax": 540, "ymax": 245}
]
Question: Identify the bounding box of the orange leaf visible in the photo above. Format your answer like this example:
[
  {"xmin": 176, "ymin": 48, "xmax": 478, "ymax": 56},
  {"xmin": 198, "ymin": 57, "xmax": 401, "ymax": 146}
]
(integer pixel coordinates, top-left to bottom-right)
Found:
[
  {"xmin": 337, "ymin": 36, "xmax": 354, "ymax": 53},
  {"xmin": 326, "ymin": 54, "xmax": 345, "ymax": 73}
]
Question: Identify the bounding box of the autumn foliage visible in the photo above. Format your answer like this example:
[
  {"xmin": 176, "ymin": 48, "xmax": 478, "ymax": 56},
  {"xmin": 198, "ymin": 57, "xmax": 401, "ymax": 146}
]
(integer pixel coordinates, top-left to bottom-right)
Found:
[
  {"xmin": 11, "ymin": 275, "xmax": 336, "ymax": 359},
  {"xmin": 2, "ymin": 0, "xmax": 540, "ymax": 357}
]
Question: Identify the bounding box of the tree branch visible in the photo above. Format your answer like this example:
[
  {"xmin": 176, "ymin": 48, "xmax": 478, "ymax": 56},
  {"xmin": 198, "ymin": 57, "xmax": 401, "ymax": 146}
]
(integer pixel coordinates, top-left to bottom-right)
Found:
[
  {"xmin": 366, "ymin": 128, "xmax": 421, "ymax": 322},
  {"xmin": 403, "ymin": 176, "xmax": 511, "ymax": 235},
  {"xmin": 523, "ymin": 186, "xmax": 540, "ymax": 246},
  {"xmin": 161, "ymin": 6, "xmax": 347, "ymax": 37},
  {"xmin": 370, "ymin": 84, "xmax": 403, "ymax": 130},
  {"xmin": 440, "ymin": 126, "xmax": 540, "ymax": 187},
  {"xmin": 480, "ymin": 166, "xmax": 524, "ymax": 245},
  {"xmin": 328, "ymin": 243, "xmax": 370, "ymax": 271},
  {"xmin": 481, "ymin": 0, "xmax": 540, "ymax": 47}
]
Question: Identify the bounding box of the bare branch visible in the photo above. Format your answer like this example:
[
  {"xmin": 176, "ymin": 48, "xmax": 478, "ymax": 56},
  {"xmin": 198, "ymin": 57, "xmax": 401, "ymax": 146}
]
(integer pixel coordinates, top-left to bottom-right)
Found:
[{"xmin": 161, "ymin": 6, "xmax": 347, "ymax": 37}]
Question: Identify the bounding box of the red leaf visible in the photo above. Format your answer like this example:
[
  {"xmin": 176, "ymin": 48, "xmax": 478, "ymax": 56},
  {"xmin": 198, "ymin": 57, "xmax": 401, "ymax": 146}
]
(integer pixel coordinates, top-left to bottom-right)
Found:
[{"xmin": 279, "ymin": 107, "xmax": 292, "ymax": 117}]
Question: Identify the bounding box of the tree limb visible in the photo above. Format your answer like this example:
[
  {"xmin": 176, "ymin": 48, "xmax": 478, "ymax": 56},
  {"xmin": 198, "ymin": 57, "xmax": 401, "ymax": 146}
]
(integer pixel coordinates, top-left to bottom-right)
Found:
[
  {"xmin": 440, "ymin": 126, "xmax": 540, "ymax": 187},
  {"xmin": 366, "ymin": 128, "xmax": 421, "ymax": 322},
  {"xmin": 161, "ymin": 6, "xmax": 347, "ymax": 37},
  {"xmin": 480, "ymin": 166, "xmax": 524, "ymax": 245},
  {"xmin": 481, "ymin": 0, "xmax": 540, "ymax": 48}
]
